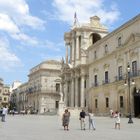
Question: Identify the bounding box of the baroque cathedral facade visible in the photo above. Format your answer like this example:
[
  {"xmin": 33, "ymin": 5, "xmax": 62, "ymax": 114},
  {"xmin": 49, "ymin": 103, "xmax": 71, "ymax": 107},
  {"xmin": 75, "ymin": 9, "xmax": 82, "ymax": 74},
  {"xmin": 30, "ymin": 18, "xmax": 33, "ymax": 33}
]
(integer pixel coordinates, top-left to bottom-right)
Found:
[{"xmin": 61, "ymin": 15, "xmax": 140, "ymax": 117}]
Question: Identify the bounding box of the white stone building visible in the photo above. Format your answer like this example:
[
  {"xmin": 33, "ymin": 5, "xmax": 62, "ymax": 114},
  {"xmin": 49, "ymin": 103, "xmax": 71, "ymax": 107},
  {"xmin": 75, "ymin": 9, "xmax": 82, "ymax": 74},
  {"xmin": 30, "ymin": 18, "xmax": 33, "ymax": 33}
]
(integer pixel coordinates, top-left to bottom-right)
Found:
[
  {"xmin": 27, "ymin": 60, "xmax": 61, "ymax": 113},
  {"xmin": 11, "ymin": 60, "xmax": 62, "ymax": 114},
  {"xmin": 88, "ymin": 14, "xmax": 140, "ymax": 116},
  {"xmin": 0, "ymin": 78, "xmax": 10, "ymax": 108},
  {"xmin": 62, "ymin": 16, "xmax": 108, "ymax": 110},
  {"xmin": 63, "ymin": 14, "xmax": 140, "ymax": 117}
]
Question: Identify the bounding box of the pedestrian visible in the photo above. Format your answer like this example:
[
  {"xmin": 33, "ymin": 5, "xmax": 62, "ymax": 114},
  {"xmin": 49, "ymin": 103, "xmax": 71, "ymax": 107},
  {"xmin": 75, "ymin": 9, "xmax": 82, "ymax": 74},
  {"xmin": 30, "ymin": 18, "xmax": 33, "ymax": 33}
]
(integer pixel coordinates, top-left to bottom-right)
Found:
[
  {"xmin": 62, "ymin": 109, "xmax": 70, "ymax": 130},
  {"xmin": 88, "ymin": 112, "xmax": 96, "ymax": 130},
  {"xmin": 110, "ymin": 109, "xmax": 114, "ymax": 118},
  {"xmin": 1, "ymin": 106, "xmax": 8, "ymax": 122},
  {"xmin": 114, "ymin": 111, "xmax": 120, "ymax": 129},
  {"xmin": 79, "ymin": 110, "xmax": 86, "ymax": 130}
]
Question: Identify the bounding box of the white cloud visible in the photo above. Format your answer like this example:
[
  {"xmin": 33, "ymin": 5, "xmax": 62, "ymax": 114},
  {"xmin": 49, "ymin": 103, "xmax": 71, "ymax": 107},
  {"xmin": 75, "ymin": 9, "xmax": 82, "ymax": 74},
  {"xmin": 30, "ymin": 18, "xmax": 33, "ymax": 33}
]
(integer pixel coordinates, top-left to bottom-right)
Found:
[
  {"xmin": 0, "ymin": 0, "xmax": 44, "ymax": 28},
  {"xmin": 0, "ymin": 37, "xmax": 22, "ymax": 71},
  {"xmin": 0, "ymin": 0, "xmax": 45, "ymax": 45},
  {"xmin": 52, "ymin": 0, "xmax": 120, "ymax": 25},
  {"xmin": 12, "ymin": 33, "xmax": 38, "ymax": 46}
]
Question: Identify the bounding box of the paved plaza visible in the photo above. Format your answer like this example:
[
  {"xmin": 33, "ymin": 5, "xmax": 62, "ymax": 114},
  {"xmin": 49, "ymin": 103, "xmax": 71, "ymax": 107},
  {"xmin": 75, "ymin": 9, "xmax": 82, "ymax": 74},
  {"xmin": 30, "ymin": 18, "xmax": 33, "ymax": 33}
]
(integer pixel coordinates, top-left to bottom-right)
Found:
[{"xmin": 0, "ymin": 115, "xmax": 140, "ymax": 140}]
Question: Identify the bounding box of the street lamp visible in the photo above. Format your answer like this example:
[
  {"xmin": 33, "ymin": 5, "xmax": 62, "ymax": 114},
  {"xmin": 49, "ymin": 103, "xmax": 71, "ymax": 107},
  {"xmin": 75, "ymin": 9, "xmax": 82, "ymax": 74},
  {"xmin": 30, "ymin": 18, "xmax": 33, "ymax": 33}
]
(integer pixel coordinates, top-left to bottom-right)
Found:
[{"xmin": 124, "ymin": 63, "xmax": 135, "ymax": 123}]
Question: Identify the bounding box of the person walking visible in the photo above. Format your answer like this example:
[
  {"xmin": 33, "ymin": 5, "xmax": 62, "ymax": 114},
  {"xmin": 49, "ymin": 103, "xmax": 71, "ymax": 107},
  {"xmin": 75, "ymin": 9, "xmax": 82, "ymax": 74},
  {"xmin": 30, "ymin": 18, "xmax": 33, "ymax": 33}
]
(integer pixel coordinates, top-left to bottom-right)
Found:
[
  {"xmin": 1, "ymin": 106, "xmax": 8, "ymax": 122},
  {"xmin": 88, "ymin": 113, "xmax": 96, "ymax": 130},
  {"xmin": 114, "ymin": 111, "xmax": 120, "ymax": 129},
  {"xmin": 62, "ymin": 109, "xmax": 70, "ymax": 130},
  {"xmin": 79, "ymin": 110, "xmax": 86, "ymax": 130}
]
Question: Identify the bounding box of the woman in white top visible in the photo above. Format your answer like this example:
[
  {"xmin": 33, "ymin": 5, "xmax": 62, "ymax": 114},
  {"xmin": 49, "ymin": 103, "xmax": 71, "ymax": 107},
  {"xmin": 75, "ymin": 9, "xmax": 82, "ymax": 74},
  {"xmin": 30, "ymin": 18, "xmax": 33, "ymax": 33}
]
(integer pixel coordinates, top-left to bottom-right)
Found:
[
  {"xmin": 88, "ymin": 113, "xmax": 96, "ymax": 130},
  {"xmin": 114, "ymin": 111, "xmax": 120, "ymax": 129}
]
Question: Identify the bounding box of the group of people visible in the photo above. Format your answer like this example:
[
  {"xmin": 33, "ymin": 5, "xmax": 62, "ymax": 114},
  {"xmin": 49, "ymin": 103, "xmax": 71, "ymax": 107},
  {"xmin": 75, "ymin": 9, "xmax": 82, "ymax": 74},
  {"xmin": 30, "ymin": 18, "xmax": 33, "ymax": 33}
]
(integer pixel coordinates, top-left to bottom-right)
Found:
[
  {"xmin": 62, "ymin": 109, "xmax": 121, "ymax": 131},
  {"xmin": 62, "ymin": 109, "xmax": 96, "ymax": 131}
]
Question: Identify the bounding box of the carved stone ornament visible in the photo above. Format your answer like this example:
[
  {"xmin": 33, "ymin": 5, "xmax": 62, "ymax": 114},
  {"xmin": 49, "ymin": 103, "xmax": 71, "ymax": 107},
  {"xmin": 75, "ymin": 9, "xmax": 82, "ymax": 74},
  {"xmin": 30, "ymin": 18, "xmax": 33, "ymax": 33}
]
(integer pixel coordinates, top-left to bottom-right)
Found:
[
  {"xmin": 130, "ymin": 50, "xmax": 138, "ymax": 58},
  {"xmin": 103, "ymin": 64, "xmax": 110, "ymax": 69},
  {"xmin": 118, "ymin": 89, "xmax": 125, "ymax": 94}
]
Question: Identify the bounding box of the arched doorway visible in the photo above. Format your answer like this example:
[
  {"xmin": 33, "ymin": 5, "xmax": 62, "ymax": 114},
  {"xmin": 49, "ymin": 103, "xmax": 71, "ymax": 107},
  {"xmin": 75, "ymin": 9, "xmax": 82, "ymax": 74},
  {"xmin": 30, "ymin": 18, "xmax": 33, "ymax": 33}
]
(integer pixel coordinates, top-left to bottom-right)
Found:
[{"xmin": 133, "ymin": 87, "xmax": 140, "ymax": 117}]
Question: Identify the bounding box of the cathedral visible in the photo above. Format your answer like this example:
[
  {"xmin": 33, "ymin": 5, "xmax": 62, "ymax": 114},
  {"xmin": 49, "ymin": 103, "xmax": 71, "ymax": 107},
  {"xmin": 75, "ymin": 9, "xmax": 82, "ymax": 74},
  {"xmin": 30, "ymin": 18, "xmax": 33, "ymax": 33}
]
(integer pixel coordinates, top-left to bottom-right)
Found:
[{"xmin": 61, "ymin": 14, "xmax": 140, "ymax": 117}]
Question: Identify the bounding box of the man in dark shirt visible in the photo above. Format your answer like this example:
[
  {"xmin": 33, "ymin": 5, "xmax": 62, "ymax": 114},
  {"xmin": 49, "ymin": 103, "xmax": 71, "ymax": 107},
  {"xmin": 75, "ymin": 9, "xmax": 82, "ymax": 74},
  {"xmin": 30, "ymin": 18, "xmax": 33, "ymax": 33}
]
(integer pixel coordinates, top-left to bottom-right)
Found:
[{"xmin": 79, "ymin": 110, "xmax": 86, "ymax": 130}]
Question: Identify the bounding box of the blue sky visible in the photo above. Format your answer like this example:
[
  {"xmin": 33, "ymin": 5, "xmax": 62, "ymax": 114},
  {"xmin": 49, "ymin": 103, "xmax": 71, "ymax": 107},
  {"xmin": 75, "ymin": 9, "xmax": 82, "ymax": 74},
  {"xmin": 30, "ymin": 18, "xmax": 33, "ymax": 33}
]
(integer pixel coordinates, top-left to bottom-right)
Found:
[{"xmin": 0, "ymin": 0, "xmax": 140, "ymax": 85}]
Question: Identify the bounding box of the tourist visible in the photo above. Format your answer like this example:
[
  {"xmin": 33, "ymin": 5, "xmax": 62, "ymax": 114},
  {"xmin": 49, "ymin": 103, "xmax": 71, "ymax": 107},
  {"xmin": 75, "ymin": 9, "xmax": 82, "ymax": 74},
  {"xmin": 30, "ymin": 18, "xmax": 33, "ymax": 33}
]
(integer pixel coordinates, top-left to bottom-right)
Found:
[
  {"xmin": 114, "ymin": 111, "xmax": 120, "ymax": 129},
  {"xmin": 62, "ymin": 109, "xmax": 70, "ymax": 130},
  {"xmin": 79, "ymin": 110, "xmax": 86, "ymax": 130},
  {"xmin": 110, "ymin": 109, "xmax": 114, "ymax": 118},
  {"xmin": 1, "ymin": 106, "xmax": 8, "ymax": 122},
  {"xmin": 88, "ymin": 112, "xmax": 96, "ymax": 130}
]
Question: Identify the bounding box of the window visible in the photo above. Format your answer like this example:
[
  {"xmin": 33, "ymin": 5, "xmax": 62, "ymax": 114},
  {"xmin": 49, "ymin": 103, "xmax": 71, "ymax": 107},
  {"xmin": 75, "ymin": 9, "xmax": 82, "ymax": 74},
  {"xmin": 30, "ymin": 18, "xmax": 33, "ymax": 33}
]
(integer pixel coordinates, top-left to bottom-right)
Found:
[
  {"xmin": 105, "ymin": 71, "xmax": 109, "ymax": 83},
  {"xmin": 84, "ymin": 80, "xmax": 86, "ymax": 88},
  {"xmin": 106, "ymin": 97, "xmax": 109, "ymax": 108},
  {"xmin": 120, "ymin": 96, "xmax": 124, "ymax": 108},
  {"xmin": 55, "ymin": 101, "xmax": 59, "ymax": 109},
  {"xmin": 94, "ymin": 51, "xmax": 97, "ymax": 59},
  {"xmin": 132, "ymin": 61, "xmax": 137, "ymax": 76},
  {"xmin": 79, "ymin": 36, "xmax": 81, "ymax": 48},
  {"xmin": 95, "ymin": 99, "xmax": 98, "ymax": 108},
  {"xmin": 4, "ymin": 97, "xmax": 7, "ymax": 101},
  {"xmin": 118, "ymin": 37, "xmax": 121, "ymax": 46},
  {"xmin": 104, "ymin": 44, "xmax": 108, "ymax": 54},
  {"xmin": 94, "ymin": 75, "xmax": 98, "ymax": 86},
  {"xmin": 118, "ymin": 66, "xmax": 123, "ymax": 80},
  {"xmin": 56, "ymin": 83, "xmax": 60, "ymax": 92}
]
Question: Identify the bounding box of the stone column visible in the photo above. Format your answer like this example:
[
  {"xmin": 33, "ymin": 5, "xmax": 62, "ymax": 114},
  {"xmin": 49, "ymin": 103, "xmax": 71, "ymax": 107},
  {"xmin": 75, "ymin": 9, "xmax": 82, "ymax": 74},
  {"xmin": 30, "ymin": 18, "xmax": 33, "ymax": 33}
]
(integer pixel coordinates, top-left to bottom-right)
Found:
[
  {"xmin": 70, "ymin": 45, "xmax": 72, "ymax": 63},
  {"xmin": 81, "ymin": 75, "xmax": 85, "ymax": 107},
  {"xmin": 71, "ymin": 78, "xmax": 75, "ymax": 107},
  {"xmin": 65, "ymin": 44, "xmax": 68, "ymax": 64},
  {"xmin": 76, "ymin": 36, "xmax": 79, "ymax": 60},
  {"xmin": 64, "ymin": 82, "xmax": 68, "ymax": 106},
  {"xmin": 75, "ymin": 76, "xmax": 78, "ymax": 107},
  {"xmin": 72, "ymin": 37, "xmax": 75, "ymax": 66}
]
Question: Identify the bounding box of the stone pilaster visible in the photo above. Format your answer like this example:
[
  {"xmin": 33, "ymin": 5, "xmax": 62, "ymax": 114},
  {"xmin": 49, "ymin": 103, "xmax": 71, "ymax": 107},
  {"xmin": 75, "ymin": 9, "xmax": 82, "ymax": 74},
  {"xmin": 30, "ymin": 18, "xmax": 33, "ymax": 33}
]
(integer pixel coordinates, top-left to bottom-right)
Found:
[
  {"xmin": 75, "ymin": 77, "xmax": 78, "ymax": 107},
  {"xmin": 81, "ymin": 75, "xmax": 85, "ymax": 107},
  {"xmin": 71, "ymin": 78, "xmax": 75, "ymax": 107}
]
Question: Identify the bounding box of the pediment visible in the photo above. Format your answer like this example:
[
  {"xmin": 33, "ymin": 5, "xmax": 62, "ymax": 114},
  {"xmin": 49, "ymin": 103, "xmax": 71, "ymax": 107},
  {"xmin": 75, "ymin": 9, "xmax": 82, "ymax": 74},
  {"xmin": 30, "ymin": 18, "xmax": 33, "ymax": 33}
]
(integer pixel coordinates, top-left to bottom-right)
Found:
[
  {"xmin": 124, "ymin": 33, "xmax": 140, "ymax": 46},
  {"xmin": 93, "ymin": 68, "xmax": 99, "ymax": 73},
  {"xmin": 118, "ymin": 89, "xmax": 125, "ymax": 94}
]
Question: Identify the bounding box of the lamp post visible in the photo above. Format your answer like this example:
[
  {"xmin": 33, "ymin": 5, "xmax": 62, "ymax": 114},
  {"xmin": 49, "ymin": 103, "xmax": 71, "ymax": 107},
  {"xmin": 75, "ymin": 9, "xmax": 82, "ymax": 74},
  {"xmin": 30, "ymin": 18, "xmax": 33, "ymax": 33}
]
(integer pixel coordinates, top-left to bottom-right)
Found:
[{"xmin": 125, "ymin": 63, "xmax": 135, "ymax": 123}]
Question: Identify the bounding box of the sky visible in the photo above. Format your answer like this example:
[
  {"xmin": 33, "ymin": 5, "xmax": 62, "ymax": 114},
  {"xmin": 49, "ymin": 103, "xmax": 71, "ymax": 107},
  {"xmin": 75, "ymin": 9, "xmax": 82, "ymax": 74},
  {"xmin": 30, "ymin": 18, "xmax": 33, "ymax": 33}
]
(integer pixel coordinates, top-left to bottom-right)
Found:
[{"xmin": 0, "ymin": 0, "xmax": 140, "ymax": 85}]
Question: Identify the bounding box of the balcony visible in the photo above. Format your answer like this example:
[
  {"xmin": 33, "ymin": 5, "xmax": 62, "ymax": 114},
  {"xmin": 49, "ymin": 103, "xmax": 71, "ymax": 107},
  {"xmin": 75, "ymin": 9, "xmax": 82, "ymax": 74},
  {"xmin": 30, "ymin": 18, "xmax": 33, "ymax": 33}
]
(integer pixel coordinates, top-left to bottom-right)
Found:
[
  {"xmin": 115, "ymin": 70, "xmax": 140, "ymax": 82},
  {"xmin": 115, "ymin": 75, "xmax": 125, "ymax": 81},
  {"xmin": 92, "ymin": 82, "xmax": 99, "ymax": 87},
  {"xmin": 102, "ymin": 79, "xmax": 110, "ymax": 85},
  {"xmin": 130, "ymin": 70, "xmax": 140, "ymax": 77}
]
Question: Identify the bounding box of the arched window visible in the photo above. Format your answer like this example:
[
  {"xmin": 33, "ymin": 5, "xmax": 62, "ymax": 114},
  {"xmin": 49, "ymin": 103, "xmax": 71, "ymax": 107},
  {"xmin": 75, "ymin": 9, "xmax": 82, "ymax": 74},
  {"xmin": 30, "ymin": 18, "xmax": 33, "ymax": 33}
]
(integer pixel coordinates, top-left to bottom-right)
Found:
[{"xmin": 90, "ymin": 33, "xmax": 101, "ymax": 44}]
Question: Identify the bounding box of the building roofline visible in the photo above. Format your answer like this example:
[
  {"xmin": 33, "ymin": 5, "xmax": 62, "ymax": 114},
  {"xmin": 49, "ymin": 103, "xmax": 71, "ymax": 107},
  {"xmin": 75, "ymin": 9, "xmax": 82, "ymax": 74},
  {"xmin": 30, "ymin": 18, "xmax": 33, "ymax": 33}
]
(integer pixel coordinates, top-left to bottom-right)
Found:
[{"xmin": 88, "ymin": 13, "xmax": 140, "ymax": 50}]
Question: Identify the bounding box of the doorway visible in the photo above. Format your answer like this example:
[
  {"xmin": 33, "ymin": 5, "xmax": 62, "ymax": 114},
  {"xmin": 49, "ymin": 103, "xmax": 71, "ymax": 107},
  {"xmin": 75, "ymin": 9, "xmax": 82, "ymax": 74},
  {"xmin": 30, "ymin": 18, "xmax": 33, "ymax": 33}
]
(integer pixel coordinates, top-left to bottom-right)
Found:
[{"xmin": 134, "ymin": 88, "xmax": 140, "ymax": 117}]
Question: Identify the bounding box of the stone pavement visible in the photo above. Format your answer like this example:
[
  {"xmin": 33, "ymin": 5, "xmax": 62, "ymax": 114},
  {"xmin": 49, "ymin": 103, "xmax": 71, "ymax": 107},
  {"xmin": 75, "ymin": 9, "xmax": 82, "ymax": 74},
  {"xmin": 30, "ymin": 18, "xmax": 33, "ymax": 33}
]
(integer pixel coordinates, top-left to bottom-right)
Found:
[{"xmin": 0, "ymin": 115, "xmax": 140, "ymax": 140}]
